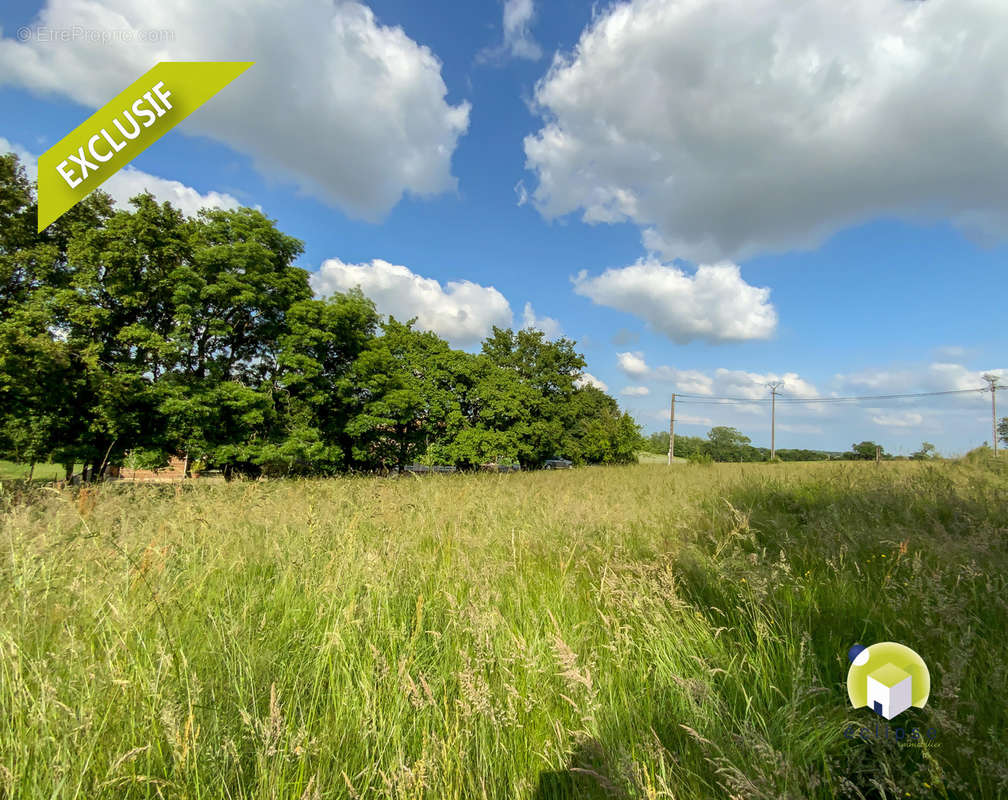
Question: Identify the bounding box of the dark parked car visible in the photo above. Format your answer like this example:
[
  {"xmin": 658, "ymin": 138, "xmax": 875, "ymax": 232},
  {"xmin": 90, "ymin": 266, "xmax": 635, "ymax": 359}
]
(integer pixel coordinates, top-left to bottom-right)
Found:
[{"xmin": 542, "ymin": 458, "xmax": 572, "ymax": 470}]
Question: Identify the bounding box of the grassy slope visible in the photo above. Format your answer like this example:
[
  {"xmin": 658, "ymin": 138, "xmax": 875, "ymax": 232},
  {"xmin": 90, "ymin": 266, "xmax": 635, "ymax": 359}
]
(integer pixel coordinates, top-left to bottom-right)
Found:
[
  {"xmin": 1, "ymin": 460, "xmax": 1006, "ymax": 799},
  {"xmin": 0, "ymin": 460, "xmax": 63, "ymax": 481}
]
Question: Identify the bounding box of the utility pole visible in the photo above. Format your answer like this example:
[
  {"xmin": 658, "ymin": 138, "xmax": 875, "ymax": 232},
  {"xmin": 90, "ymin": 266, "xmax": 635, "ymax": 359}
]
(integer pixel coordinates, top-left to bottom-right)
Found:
[
  {"xmin": 983, "ymin": 374, "xmax": 1002, "ymax": 457},
  {"xmin": 667, "ymin": 394, "xmax": 676, "ymax": 465},
  {"xmin": 766, "ymin": 381, "xmax": 783, "ymax": 460}
]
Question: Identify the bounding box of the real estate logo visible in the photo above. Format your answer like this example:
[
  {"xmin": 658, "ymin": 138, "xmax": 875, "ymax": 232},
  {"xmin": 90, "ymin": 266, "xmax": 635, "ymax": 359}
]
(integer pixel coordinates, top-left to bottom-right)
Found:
[{"xmin": 846, "ymin": 642, "xmax": 930, "ymax": 720}]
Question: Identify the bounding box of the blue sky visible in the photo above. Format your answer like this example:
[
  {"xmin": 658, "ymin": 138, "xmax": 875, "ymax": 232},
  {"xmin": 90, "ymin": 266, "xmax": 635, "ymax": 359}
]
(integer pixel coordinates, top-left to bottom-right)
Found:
[{"xmin": 2, "ymin": 0, "xmax": 1006, "ymax": 454}]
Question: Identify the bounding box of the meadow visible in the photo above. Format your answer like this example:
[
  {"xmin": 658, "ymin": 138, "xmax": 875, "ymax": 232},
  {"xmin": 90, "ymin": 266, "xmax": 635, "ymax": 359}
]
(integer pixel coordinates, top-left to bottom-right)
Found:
[{"xmin": 1, "ymin": 458, "xmax": 1006, "ymax": 799}]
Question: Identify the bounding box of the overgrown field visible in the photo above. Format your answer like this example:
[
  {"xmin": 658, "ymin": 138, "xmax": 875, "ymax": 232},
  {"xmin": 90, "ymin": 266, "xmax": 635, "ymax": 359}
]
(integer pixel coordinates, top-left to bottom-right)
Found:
[{"xmin": 2, "ymin": 460, "xmax": 1006, "ymax": 799}]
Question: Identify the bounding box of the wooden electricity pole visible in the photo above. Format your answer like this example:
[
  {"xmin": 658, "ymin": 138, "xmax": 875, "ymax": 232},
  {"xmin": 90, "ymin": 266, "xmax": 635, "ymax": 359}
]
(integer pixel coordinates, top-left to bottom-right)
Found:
[
  {"xmin": 667, "ymin": 394, "xmax": 676, "ymax": 465},
  {"xmin": 766, "ymin": 382, "xmax": 783, "ymax": 460},
  {"xmin": 983, "ymin": 374, "xmax": 1001, "ymax": 457}
]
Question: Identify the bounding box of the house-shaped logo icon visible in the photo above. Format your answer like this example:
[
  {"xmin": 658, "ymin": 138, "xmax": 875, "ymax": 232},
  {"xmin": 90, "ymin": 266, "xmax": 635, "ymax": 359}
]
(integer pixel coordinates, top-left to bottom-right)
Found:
[
  {"xmin": 866, "ymin": 663, "xmax": 913, "ymax": 719},
  {"xmin": 846, "ymin": 641, "xmax": 929, "ymax": 720}
]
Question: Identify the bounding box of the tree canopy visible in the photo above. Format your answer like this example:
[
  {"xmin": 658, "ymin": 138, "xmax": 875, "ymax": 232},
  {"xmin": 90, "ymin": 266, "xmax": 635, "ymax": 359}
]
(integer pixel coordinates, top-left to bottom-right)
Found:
[{"xmin": 0, "ymin": 153, "xmax": 640, "ymax": 479}]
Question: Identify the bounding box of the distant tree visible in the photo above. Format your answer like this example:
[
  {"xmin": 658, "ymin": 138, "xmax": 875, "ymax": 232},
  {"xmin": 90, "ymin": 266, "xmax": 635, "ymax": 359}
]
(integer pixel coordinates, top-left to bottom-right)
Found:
[
  {"xmin": 848, "ymin": 441, "xmax": 888, "ymax": 460},
  {"xmin": 560, "ymin": 385, "xmax": 640, "ymax": 465},
  {"xmin": 775, "ymin": 448, "xmax": 829, "ymax": 462},
  {"xmin": 673, "ymin": 434, "xmax": 707, "ymax": 459},
  {"xmin": 480, "ymin": 327, "xmax": 586, "ymax": 467},
  {"xmin": 644, "ymin": 430, "xmax": 670, "ymax": 455},
  {"xmin": 910, "ymin": 442, "xmax": 937, "ymax": 460},
  {"xmin": 999, "ymin": 417, "xmax": 1007, "ymax": 448},
  {"xmin": 706, "ymin": 426, "xmax": 751, "ymax": 461}
]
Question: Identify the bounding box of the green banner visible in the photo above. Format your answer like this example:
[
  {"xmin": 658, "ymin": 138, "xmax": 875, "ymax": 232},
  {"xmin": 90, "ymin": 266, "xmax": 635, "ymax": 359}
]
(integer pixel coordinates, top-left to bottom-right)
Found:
[{"xmin": 37, "ymin": 61, "xmax": 253, "ymax": 232}]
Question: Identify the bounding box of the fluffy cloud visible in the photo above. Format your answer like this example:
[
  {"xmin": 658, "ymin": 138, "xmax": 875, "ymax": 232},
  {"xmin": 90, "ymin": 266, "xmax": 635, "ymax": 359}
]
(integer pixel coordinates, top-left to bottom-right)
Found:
[
  {"xmin": 521, "ymin": 302, "xmax": 561, "ymax": 338},
  {"xmin": 310, "ymin": 258, "xmax": 512, "ymax": 348},
  {"xmin": 617, "ymin": 351, "xmax": 820, "ymax": 400},
  {"xmin": 1, "ymin": 0, "xmax": 470, "ymax": 220},
  {"xmin": 574, "ymin": 260, "xmax": 776, "ymax": 343},
  {"xmin": 101, "ymin": 166, "xmax": 241, "ymax": 216},
  {"xmin": 621, "ymin": 386, "xmax": 649, "ymax": 396},
  {"xmin": 624, "ymin": 356, "xmax": 1001, "ymax": 452},
  {"xmin": 0, "ymin": 137, "xmax": 34, "ymax": 175},
  {"xmin": 617, "ymin": 351, "xmax": 649, "ymax": 378},
  {"xmin": 836, "ymin": 363, "xmax": 1006, "ymax": 394},
  {"xmin": 481, "ymin": 0, "xmax": 542, "ymax": 62},
  {"xmin": 1, "ymin": 136, "xmax": 240, "ymax": 215},
  {"xmin": 525, "ymin": 0, "xmax": 1008, "ymax": 262},
  {"xmin": 870, "ymin": 411, "xmax": 924, "ymax": 429},
  {"xmin": 576, "ymin": 372, "xmax": 608, "ymax": 392},
  {"xmin": 502, "ymin": 0, "xmax": 542, "ymax": 59}
]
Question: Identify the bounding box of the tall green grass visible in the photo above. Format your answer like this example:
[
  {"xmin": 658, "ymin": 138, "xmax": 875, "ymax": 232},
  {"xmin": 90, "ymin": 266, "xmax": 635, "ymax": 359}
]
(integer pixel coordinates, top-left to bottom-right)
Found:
[{"xmin": 1, "ymin": 460, "xmax": 1006, "ymax": 799}]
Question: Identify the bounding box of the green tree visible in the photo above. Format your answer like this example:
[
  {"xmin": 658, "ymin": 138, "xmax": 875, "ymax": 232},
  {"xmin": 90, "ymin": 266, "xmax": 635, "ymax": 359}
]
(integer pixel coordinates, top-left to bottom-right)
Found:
[
  {"xmin": 347, "ymin": 319, "xmax": 462, "ymax": 472},
  {"xmin": 998, "ymin": 417, "xmax": 1007, "ymax": 448},
  {"xmin": 706, "ymin": 426, "xmax": 751, "ymax": 462},
  {"xmin": 159, "ymin": 206, "xmax": 311, "ymax": 476},
  {"xmin": 643, "ymin": 430, "xmax": 670, "ymax": 455},
  {"xmin": 560, "ymin": 385, "xmax": 640, "ymax": 465},
  {"xmin": 480, "ymin": 327, "xmax": 586, "ymax": 467},
  {"xmin": 0, "ymin": 152, "xmax": 116, "ymax": 479},
  {"xmin": 848, "ymin": 441, "xmax": 888, "ymax": 460},
  {"xmin": 0, "ymin": 150, "xmax": 647, "ymax": 479},
  {"xmin": 910, "ymin": 442, "xmax": 937, "ymax": 460},
  {"xmin": 273, "ymin": 289, "xmax": 380, "ymax": 473}
]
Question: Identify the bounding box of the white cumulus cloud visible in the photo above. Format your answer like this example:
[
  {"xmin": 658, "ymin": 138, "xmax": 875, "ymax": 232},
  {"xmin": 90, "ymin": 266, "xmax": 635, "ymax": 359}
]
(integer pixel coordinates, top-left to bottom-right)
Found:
[
  {"xmin": 871, "ymin": 411, "xmax": 925, "ymax": 428},
  {"xmin": 102, "ymin": 167, "xmax": 241, "ymax": 216},
  {"xmin": 310, "ymin": 258, "xmax": 513, "ymax": 348},
  {"xmin": 621, "ymin": 386, "xmax": 649, "ymax": 397},
  {"xmin": 481, "ymin": 0, "xmax": 542, "ymax": 62},
  {"xmin": 836, "ymin": 363, "xmax": 1006, "ymax": 394},
  {"xmin": 525, "ymin": 0, "xmax": 1008, "ymax": 262},
  {"xmin": 1, "ymin": 136, "xmax": 241, "ymax": 216},
  {"xmin": 521, "ymin": 301, "xmax": 561, "ymax": 338},
  {"xmin": 576, "ymin": 372, "xmax": 608, "ymax": 392},
  {"xmin": 1, "ymin": 0, "xmax": 470, "ymax": 220},
  {"xmin": 576, "ymin": 260, "xmax": 776, "ymax": 343},
  {"xmin": 617, "ymin": 351, "xmax": 819, "ymax": 400},
  {"xmin": 617, "ymin": 352, "xmax": 650, "ymax": 378}
]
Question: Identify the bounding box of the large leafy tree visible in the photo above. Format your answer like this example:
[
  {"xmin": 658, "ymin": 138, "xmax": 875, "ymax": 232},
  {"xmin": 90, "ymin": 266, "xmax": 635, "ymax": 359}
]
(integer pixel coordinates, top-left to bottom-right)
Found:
[
  {"xmin": 848, "ymin": 441, "xmax": 888, "ymax": 460},
  {"xmin": 561, "ymin": 385, "xmax": 640, "ymax": 465},
  {"xmin": 158, "ymin": 206, "xmax": 311, "ymax": 476},
  {"xmin": 706, "ymin": 426, "xmax": 751, "ymax": 462},
  {"xmin": 272, "ymin": 289, "xmax": 380, "ymax": 473},
  {"xmin": 0, "ymin": 153, "xmax": 116, "ymax": 478},
  {"xmin": 51, "ymin": 193, "xmax": 189, "ymax": 475},
  {"xmin": 480, "ymin": 327, "xmax": 586, "ymax": 467},
  {"xmin": 347, "ymin": 319, "xmax": 463, "ymax": 471}
]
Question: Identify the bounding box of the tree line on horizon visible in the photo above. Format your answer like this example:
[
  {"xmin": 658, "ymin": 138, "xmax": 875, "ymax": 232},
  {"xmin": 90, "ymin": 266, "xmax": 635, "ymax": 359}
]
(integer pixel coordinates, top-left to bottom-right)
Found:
[
  {"xmin": 0, "ymin": 153, "xmax": 641, "ymax": 480},
  {"xmin": 639, "ymin": 428, "xmax": 949, "ymax": 462}
]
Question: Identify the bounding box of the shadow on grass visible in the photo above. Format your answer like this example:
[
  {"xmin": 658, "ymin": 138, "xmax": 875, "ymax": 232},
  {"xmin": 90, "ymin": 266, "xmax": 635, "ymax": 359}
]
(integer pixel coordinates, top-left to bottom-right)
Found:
[{"xmin": 533, "ymin": 739, "xmax": 622, "ymax": 800}]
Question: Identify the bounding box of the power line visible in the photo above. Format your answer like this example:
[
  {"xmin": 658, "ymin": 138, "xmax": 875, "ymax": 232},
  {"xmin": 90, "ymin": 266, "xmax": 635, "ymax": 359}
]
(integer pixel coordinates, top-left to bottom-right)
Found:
[
  {"xmin": 776, "ymin": 388, "xmax": 983, "ymax": 404},
  {"xmin": 672, "ymin": 387, "xmax": 986, "ymax": 405}
]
